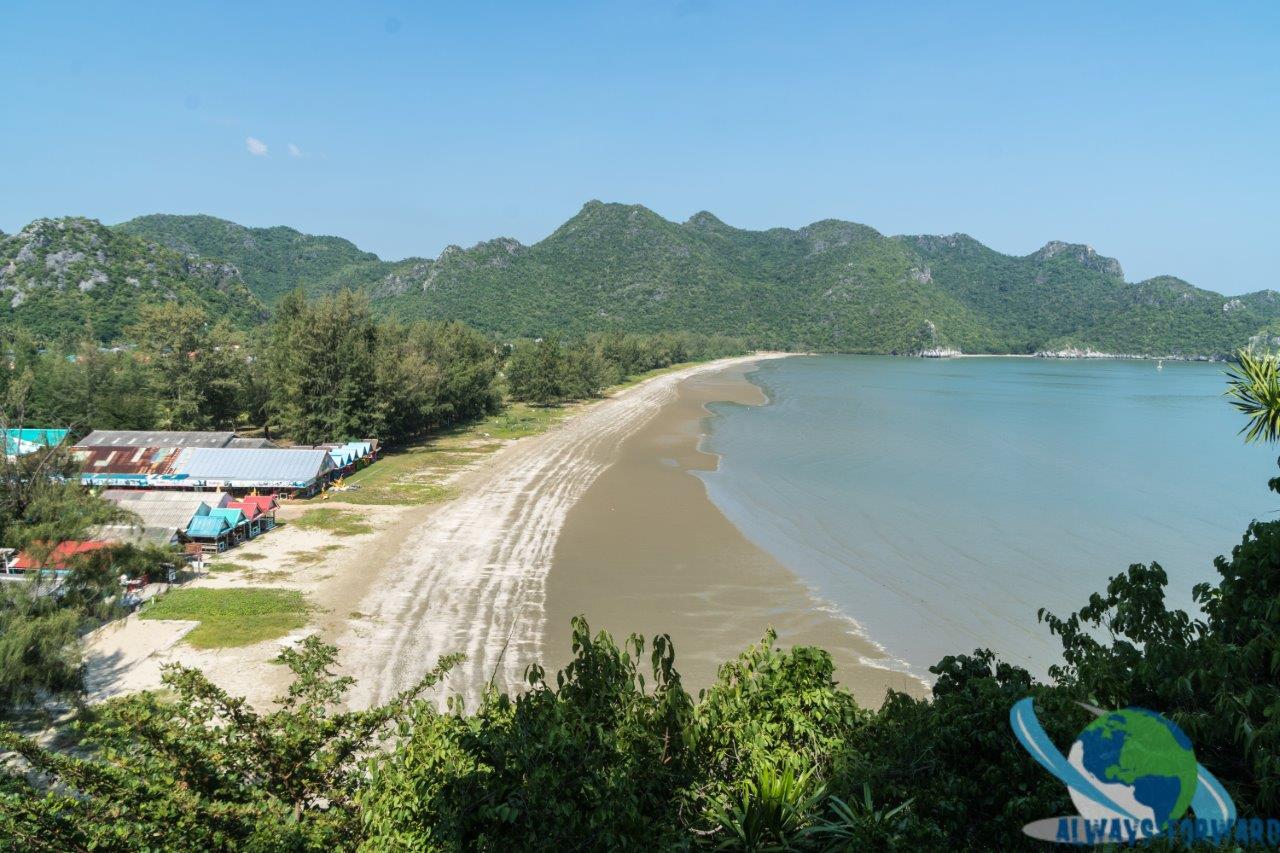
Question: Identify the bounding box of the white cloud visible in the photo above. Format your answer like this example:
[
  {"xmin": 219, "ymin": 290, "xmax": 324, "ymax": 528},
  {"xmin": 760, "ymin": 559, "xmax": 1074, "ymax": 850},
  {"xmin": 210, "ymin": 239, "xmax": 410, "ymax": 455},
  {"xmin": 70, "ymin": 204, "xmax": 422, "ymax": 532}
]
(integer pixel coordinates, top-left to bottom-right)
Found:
[
  {"xmin": 245, "ymin": 136, "xmax": 269, "ymax": 157},
  {"xmin": 288, "ymin": 142, "xmax": 302, "ymax": 158}
]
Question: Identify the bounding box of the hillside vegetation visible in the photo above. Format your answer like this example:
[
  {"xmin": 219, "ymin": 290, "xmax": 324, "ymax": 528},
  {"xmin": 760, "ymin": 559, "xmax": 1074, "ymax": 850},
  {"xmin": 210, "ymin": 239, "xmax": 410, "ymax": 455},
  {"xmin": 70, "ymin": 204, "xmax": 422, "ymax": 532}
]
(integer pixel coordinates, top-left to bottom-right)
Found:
[
  {"xmin": 117, "ymin": 214, "xmax": 389, "ymax": 305},
  {"xmin": 369, "ymin": 202, "xmax": 1280, "ymax": 355},
  {"xmin": 0, "ymin": 218, "xmax": 265, "ymax": 341},
  {"xmin": 5, "ymin": 204, "xmax": 1276, "ymax": 355}
]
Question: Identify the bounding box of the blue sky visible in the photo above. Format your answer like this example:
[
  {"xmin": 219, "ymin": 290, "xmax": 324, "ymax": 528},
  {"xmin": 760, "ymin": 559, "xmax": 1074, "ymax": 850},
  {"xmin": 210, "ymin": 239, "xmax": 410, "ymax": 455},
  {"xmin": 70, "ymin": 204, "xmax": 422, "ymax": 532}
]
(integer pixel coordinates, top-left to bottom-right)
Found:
[{"xmin": 3, "ymin": 1, "xmax": 1277, "ymax": 293}]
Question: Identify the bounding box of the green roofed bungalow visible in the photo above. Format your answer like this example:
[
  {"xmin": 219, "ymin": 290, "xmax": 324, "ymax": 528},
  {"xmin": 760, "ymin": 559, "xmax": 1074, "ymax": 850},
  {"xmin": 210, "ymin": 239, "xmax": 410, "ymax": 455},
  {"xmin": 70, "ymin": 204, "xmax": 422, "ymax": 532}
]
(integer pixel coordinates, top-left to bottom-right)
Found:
[
  {"xmin": 208, "ymin": 507, "xmax": 250, "ymax": 544},
  {"xmin": 186, "ymin": 514, "xmax": 232, "ymax": 554}
]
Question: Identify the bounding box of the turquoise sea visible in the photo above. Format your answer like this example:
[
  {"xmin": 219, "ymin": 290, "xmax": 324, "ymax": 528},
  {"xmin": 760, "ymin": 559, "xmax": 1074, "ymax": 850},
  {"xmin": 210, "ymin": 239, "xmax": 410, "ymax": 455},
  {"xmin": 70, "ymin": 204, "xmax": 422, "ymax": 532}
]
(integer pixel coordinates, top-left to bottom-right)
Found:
[{"xmin": 699, "ymin": 356, "xmax": 1276, "ymax": 681}]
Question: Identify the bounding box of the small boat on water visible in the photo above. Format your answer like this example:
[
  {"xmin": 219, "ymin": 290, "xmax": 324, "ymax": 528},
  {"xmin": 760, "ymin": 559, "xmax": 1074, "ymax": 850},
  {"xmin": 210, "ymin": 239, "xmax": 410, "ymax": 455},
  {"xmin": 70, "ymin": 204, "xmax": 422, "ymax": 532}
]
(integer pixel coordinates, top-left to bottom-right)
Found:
[{"xmin": 1157, "ymin": 359, "xmax": 1164, "ymax": 370}]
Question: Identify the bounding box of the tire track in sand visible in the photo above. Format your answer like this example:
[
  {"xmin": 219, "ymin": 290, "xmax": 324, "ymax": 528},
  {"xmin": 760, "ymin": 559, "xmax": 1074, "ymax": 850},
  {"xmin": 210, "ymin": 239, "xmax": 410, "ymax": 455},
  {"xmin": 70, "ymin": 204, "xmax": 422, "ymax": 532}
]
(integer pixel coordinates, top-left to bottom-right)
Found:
[{"xmin": 340, "ymin": 356, "xmax": 777, "ymax": 710}]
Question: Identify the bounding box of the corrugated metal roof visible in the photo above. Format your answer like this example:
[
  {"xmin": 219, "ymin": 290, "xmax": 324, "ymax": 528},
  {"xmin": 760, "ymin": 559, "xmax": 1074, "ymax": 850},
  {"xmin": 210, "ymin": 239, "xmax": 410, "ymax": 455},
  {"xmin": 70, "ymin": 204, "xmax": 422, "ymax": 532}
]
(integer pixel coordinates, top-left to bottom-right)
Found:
[
  {"xmin": 99, "ymin": 492, "xmax": 220, "ymax": 544},
  {"xmin": 93, "ymin": 523, "xmax": 182, "ymax": 547},
  {"xmin": 208, "ymin": 507, "xmax": 245, "ymax": 526},
  {"xmin": 235, "ymin": 495, "xmax": 279, "ymax": 513},
  {"xmin": 186, "ymin": 515, "xmax": 231, "ymax": 538},
  {"xmin": 318, "ymin": 441, "xmax": 373, "ymax": 459},
  {"xmin": 175, "ymin": 447, "xmax": 333, "ymax": 488},
  {"xmin": 226, "ymin": 437, "xmax": 278, "ymax": 449},
  {"xmin": 75, "ymin": 446, "xmax": 185, "ymax": 477},
  {"xmin": 102, "ymin": 489, "xmax": 231, "ymax": 509},
  {"xmin": 13, "ymin": 540, "xmax": 112, "ymax": 570},
  {"xmin": 116, "ymin": 500, "xmax": 214, "ymax": 531},
  {"xmin": 78, "ymin": 430, "xmax": 236, "ymax": 448},
  {"xmin": 226, "ymin": 500, "xmax": 261, "ymax": 520}
]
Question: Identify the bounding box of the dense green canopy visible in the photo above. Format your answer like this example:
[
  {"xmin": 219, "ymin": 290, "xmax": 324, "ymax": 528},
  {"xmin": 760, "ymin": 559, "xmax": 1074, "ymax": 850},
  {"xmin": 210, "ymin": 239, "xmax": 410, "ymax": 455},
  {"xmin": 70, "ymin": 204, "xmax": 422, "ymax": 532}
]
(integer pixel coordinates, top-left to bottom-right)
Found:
[{"xmin": 112, "ymin": 203, "xmax": 1280, "ymax": 356}]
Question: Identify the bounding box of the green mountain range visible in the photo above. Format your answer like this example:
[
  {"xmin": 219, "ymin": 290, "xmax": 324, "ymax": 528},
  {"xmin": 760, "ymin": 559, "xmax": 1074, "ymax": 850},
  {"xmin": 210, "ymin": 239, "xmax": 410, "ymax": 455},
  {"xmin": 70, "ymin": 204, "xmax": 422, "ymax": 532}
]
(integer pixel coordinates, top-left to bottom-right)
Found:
[
  {"xmin": 0, "ymin": 218, "xmax": 265, "ymax": 341},
  {"xmin": 115, "ymin": 214, "xmax": 384, "ymax": 306},
  {"xmin": 4, "ymin": 204, "xmax": 1274, "ymax": 355}
]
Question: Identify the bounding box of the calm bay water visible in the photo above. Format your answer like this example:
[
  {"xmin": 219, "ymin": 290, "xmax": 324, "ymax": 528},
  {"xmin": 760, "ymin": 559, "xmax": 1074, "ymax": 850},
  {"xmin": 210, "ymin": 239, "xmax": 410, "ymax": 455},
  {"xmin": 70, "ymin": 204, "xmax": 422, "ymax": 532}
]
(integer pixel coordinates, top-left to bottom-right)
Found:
[{"xmin": 698, "ymin": 355, "xmax": 1276, "ymax": 681}]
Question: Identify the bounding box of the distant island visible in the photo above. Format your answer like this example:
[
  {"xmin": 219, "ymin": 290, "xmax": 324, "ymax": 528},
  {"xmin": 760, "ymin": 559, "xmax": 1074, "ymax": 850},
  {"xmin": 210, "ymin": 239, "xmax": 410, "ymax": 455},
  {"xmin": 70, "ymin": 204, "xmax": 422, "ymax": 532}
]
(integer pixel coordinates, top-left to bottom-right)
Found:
[{"xmin": 2, "ymin": 201, "xmax": 1276, "ymax": 357}]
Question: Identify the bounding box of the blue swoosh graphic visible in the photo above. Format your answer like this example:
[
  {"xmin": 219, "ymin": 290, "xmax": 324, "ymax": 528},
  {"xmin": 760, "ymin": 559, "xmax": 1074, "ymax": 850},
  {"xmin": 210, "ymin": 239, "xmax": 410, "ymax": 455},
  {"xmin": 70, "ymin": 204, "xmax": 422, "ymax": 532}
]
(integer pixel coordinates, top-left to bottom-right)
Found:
[
  {"xmin": 1191, "ymin": 763, "xmax": 1236, "ymax": 824},
  {"xmin": 1010, "ymin": 697, "xmax": 1141, "ymax": 821}
]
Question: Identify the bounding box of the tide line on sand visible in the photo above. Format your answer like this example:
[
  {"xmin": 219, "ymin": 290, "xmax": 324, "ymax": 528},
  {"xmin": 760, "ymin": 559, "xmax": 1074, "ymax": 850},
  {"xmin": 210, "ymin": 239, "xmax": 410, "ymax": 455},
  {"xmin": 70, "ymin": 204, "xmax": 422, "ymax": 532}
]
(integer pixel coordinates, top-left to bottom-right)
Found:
[{"xmin": 340, "ymin": 355, "xmax": 790, "ymax": 710}]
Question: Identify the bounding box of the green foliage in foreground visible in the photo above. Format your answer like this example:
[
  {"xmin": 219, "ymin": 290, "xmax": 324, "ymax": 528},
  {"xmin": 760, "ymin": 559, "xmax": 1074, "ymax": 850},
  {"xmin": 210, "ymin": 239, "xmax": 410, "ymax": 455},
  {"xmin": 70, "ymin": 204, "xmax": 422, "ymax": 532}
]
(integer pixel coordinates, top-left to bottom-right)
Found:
[
  {"xmin": 0, "ymin": 402, "xmax": 170, "ymax": 712},
  {"xmin": 1226, "ymin": 348, "xmax": 1280, "ymax": 443},
  {"xmin": 140, "ymin": 587, "xmax": 308, "ymax": 649},
  {"xmin": 6, "ymin": 476, "xmax": 1280, "ymax": 851},
  {"xmin": 0, "ymin": 637, "xmax": 459, "ymax": 851}
]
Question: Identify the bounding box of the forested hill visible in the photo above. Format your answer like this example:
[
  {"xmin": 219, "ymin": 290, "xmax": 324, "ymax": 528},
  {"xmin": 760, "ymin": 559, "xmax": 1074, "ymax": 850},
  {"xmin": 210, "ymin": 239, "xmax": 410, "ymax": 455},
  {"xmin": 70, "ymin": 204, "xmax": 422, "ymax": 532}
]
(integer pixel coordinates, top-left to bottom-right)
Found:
[
  {"xmin": 120, "ymin": 202, "xmax": 1278, "ymax": 356},
  {"xmin": 0, "ymin": 218, "xmax": 265, "ymax": 341},
  {"xmin": 116, "ymin": 214, "xmax": 390, "ymax": 306},
  {"xmin": 4, "ymin": 204, "xmax": 1275, "ymax": 355},
  {"xmin": 369, "ymin": 202, "xmax": 1280, "ymax": 355}
]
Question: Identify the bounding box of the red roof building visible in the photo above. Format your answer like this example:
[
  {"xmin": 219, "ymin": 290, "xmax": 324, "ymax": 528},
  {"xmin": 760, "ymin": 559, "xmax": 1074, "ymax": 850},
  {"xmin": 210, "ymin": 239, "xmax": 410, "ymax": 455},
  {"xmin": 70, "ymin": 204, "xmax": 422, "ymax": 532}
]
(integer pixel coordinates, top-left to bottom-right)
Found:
[
  {"xmin": 227, "ymin": 500, "xmax": 261, "ymax": 521},
  {"xmin": 11, "ymin": 540, "xmax": 113, "ymax": 571},
  {"xmin": 235, "ymin": 495, "xmax": 279, "ymax": 514}
]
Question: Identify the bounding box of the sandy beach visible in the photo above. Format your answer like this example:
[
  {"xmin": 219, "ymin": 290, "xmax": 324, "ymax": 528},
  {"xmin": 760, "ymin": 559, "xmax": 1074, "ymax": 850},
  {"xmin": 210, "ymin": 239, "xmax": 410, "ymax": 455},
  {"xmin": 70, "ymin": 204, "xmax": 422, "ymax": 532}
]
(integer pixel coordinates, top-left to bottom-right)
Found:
[
  {"xmin": 337, "ymin": 355, "xmax": 795, "ymax": 709},
  {"xmin": 86, "ymin": 354, "xmax": 924, "ymax": 711}
]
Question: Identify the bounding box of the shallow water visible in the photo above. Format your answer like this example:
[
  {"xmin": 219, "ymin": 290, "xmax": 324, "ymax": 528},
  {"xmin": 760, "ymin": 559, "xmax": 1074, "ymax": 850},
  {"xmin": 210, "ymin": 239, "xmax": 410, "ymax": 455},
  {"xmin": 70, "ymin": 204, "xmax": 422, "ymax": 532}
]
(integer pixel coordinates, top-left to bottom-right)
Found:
[
  {"xmin": 546, "ymin": 362, "xmax": 926, "ymax": 706},
  {"xmin": 699, "ymin": 355, "xmax": 1276, "ymax": 681}
]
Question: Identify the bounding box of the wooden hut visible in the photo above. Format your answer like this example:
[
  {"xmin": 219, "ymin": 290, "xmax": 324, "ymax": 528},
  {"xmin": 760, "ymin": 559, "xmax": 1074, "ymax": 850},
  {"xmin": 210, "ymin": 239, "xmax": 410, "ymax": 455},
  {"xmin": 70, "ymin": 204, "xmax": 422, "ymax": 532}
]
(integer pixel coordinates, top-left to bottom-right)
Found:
[
  {"xmin": 234, "ymin": 495, "xmax": 279, "ymax": 530},
  {"xmin": 208, "ymin": 507, "xmax": 250, "ymax": 545},
  {"xmin": 185, "ymin": 515, "xmax": 233, "ymax": 554}
]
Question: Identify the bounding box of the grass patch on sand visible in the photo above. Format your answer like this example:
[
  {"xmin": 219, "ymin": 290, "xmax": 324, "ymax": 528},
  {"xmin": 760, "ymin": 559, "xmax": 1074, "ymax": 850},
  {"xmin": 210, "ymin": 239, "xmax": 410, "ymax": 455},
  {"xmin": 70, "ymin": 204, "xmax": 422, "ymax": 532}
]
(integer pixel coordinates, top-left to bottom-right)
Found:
[
  {"xmin": 237, "ymin": 552, "xmax": 267, "ymax": 562},
  {"xmin": 318, "ymin": 447, "xmax": 459, "ymax": 506},
  {"xmin": 480, "ymin": 403, "xmax": 567, "ymax": 439},
  {"xmin": 288, "ymin": 545, "xmax": 342, "ymax": 566},
  {"xmin": 314, "ymin": 404, "xmax": 568, "ymax": 506},
  {"xmin": 606, "ymin": 360, "xmax": 701, "ymax": 392},
  {"xmin": 206, "ymin": 561, "xmax": 250, "ymax": 574},
  {"xmin": 141, "ymin": 588, "xmax": 307, "ymax": 649},
  {"xmin": 292, "ymin": 508, "xmax": 373, "ymax": 536},
  {"xmin": 298, "ymin": 367, "xmax": 700, "ymax": 507}
]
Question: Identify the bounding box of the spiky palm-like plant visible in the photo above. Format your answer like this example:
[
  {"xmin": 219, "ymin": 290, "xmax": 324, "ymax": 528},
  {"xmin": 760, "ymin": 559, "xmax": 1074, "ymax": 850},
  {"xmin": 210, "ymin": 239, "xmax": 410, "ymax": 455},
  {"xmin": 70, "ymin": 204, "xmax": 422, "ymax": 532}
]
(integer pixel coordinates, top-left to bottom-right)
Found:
[{"xmin": 1225, "ymin": 349, "xmax": 1280, "ymax": 443}]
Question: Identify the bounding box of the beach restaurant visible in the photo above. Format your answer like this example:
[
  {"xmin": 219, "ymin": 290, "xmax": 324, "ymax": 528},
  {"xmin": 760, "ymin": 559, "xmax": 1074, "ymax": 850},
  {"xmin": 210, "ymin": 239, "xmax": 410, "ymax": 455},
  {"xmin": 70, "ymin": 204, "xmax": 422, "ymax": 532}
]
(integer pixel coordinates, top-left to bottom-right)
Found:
[{"xmin": 74, "ymin": 445, "xmax": 336, "ymax": 497}]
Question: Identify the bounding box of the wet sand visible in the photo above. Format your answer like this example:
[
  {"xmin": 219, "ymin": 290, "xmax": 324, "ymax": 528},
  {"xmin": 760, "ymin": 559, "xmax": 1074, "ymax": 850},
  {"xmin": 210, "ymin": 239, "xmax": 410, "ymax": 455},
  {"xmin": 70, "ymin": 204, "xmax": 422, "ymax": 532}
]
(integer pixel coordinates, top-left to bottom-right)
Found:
[
  {"xmin": 545, "ymin": 362, "xmax": 927, "ymax": 708},
  {"xmin": 338, "ymin": 356, "xmax": 791, "ymax": 711}
]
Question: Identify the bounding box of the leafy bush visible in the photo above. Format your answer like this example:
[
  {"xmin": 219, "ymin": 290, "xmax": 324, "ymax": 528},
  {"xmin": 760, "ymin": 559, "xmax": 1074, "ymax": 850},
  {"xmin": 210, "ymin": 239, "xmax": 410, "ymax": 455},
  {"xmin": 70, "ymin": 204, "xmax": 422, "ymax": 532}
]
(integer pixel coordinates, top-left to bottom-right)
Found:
[
  {"xmin": 0, "ymin": 637, "xmax": 458, "ymax": 850},
  {"xmin": 361, "ymin": 617, "xmax": 696, "ymax": 850}
]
